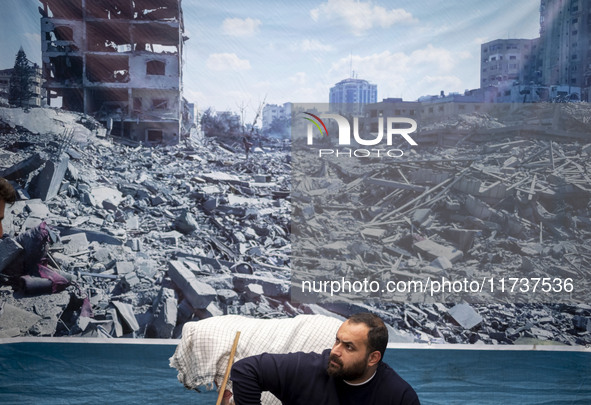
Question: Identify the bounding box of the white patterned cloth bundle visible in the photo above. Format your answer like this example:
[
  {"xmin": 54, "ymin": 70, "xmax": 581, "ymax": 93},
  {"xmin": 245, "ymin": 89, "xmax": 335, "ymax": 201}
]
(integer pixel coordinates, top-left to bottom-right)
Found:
[{"xmin": 169, "ymin": 314, "xmax": 342, "ymax": 404}]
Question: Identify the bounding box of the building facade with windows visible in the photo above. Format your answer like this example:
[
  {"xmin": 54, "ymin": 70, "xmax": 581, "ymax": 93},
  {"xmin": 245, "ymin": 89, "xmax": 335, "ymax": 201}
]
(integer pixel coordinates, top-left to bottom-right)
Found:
[
  {"xmin": 0, "ymin": 66, "xmax": 44, "ymax": 108},
  {"xmin": 329, "ymin": 77, "xmax": 377, "ymax": 115},
  {"xmin": 480, "ymin": 38, "xmax": 541, "ymax": 89},
  {"xmin": 539, "ymin": 0, "xmax": 591, "ymax": 93},
  {"xmin": 262, "ymin": 103, "xmax": 290, "ymax": 131},
  {"xmin": 39, "ymin": 0, "xmax": 185, "ymax": 144},
  {"xmin": 480, "ymin": 0, "xmax": 590, "ymax": 101}
]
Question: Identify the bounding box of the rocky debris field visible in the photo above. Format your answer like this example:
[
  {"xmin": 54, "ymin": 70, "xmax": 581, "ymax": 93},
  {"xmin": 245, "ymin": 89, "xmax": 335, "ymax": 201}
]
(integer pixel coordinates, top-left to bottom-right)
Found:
[{"xmin": 0, "ymin": 105, "xmax": 590, "ymax": 346}]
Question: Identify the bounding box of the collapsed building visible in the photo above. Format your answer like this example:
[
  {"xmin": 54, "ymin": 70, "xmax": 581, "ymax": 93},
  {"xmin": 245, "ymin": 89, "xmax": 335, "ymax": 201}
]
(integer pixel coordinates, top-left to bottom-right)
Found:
[{"xmin": 39, "ymin": 0, "xmax": 186, "ymax": 144}]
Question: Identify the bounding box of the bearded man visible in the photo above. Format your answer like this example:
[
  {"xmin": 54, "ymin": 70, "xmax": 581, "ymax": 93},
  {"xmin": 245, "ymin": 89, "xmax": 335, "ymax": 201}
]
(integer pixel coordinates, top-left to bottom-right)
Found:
[{"xmin": 229, "ymin": 312, "xmax": 420, "ymax": 404}]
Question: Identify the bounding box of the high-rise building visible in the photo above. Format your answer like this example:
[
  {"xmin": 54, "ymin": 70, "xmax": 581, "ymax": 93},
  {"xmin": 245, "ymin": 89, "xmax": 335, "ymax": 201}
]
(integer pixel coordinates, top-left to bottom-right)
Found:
[
  {"xmin": 479, "ymin": 0, "xmax": 590, "ymax": 101},
  {"xmin": 39, "ymin": 0, "xmax": 185, "ymax": 144},
  {"xmin": 539, "ymin": 0, "xmax": 591, "ymax": 91},
  {"xmin": 329, "ymin": 77, "xmax": 377, "ymax": 115}
]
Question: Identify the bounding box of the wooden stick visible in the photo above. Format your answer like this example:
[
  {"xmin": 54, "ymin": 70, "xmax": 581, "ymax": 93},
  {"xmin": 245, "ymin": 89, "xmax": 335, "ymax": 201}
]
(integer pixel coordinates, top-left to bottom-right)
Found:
[{"xmin": 216, "ymin": 331, "xmax": 241, "ymax": 405}]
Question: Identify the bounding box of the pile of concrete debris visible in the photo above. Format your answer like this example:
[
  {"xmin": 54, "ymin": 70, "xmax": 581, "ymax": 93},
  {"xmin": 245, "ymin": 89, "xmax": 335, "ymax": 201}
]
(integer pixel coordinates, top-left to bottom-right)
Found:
[
  {"xmin": 0, "ymin": 107, "xmax": 295, "ymax": 339},
  {"xmin": 0, "ymin": 105, "xmax": 590, "ymax": 346},
  {"xmin": 291, "ymin": 103, "xmax": 591, "ymax": 345}
]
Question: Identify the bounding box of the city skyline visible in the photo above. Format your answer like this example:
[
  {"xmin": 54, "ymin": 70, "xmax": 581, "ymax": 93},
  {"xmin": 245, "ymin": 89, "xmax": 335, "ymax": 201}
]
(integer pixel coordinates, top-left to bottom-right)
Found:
[{"xmin": 1, "ymin": 0, "xmax": 540, "ymax": 123}]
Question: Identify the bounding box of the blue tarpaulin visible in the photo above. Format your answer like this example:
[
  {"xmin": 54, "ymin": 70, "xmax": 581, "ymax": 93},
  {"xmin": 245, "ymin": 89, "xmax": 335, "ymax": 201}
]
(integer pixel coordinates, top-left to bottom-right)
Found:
[{"xmin": 1, "ymin": 340, "xmax": 589, "ymax": 404}]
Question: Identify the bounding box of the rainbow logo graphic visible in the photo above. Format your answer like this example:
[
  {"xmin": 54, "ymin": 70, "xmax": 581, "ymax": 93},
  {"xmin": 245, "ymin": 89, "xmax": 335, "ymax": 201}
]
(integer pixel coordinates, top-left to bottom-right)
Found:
[{"xmin": 301, "ymin": 112, "xmax": 329, "ymax": 137}]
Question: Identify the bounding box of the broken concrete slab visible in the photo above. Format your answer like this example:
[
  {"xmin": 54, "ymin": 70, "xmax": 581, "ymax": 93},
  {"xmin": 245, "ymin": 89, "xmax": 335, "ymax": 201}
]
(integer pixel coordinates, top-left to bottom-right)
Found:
[
  {"xmin": 360, "ymin": 228, "xmax": 387, "ymax": 239},
  {"xmin": 201, "ymin": 172, "xmax": 247, "ymax": 187},
  {"xmin": 25, "ymin": 199, "xmax": 51, "ymax": 219},
  {"xmin": 149, "ymin": 287, "xmax": 178, "ymax": 339},
  {"xmin": 193, "ymin": 301, "xmax": 224, "ymax": 319},
  {"xmin": 245, "ymin": 283, "xmax": 265, "ymax": 300},
  {"xmin": 32, "ymin": 154, "xmax": 69, "ymax": 201},
  {"xmin": 167, "ymin": 261, "xmax": 217, "ymax": 310},
  {"xmin": 135, "ymin": 258, "xmax": 158, "ymax": 278},
  {"xmin": 232, "ymin": 273, "xmax": 290, "ymax": 298},
  {"xmin": 158, "ymin": 231, "xmax": 184, "ymax": 247},
  {"xmin": 174, "ymin": 209, "xmax": 198, "ymax": 234},
  {"xmin": 59, "ymin": 233, "xmax": 89, "ymax": 255},
  {"xmin": 412, "ymin": 208, "xmax": 431, "ymax": 226},
  {"xmin": 0, "ymin": 238, "xmax": 24, "ymax": 274},
  {"xmin": 465, "ymin": 195, "xmax": 493, "ymax": 220},
  {"xmin": 0, "ymin": 290, "xmax": 71, "ymax": 336},
  {"xmin": 62, "ymin": 227, "xmax": 125, "ymax": 246},
  {"xmin": 413, "ymin": 239, "xmax": 464, "ymax": 263},
  {"xmin": 111, "ymin": 300, "xmax": 140, "ymax": 334},
  {"xmin": 216, "ymin": 289, "xmax": 239, "ymax": 304},
  {"xmin": 87, "ymin": 186, "xmax": 123, "ymax": 208},
  {"xmin": 123, "ymin": 272, "xmax": 140, "ymax": 288},
  {"xmin": 202, "ymin": 197, "xmax": 218, "ymax": 213},
  {"xmin": 0, "ymin": 153, "xmax": 45, "ymax": 181},
  {"xmin": 0, "ymin": 303, "xmax": 42, "ymax": 336},
  {"xmin": 252, "ymin": 174, "xmax": 271, "ymax": 183},
  {"xmin": 448, "ymin": 303, "xmax": 483, "ymax": 330},
  {"xmin": 125, "ymin": 215, "xmax": 140, "ymax": 231},
  {"xmin": 116, "ymin": 261, "xmax": 134, "ymax": 275},
  {"xmin": 430, "ymin": 256, "xmax": 453, "ymax": 270},
  {"xmin": 107, "ymin": 307, "xmax": 124, "ymax": 337}
]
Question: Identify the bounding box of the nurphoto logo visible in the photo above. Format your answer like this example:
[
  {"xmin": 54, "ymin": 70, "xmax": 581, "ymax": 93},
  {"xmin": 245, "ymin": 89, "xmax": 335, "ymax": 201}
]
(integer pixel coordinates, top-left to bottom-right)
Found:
[{"xmin": 300, "ymin": 111, "xmax": 418, "ymax": 158}]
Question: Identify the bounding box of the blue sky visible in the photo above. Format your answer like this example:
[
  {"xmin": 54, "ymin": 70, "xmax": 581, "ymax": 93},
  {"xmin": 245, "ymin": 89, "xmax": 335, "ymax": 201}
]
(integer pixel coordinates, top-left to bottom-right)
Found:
[{"xmin": 1, "ymin": 0, "xmax": 540, "ymax": 122}]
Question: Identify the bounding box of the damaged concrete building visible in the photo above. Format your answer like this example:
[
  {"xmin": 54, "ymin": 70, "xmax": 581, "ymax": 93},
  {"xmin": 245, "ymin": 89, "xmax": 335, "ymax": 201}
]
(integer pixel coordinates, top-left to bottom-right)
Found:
[
  {"xmin": 39, "ymin": 0, "xmax": 186, "ymax": 144},
  {"xmin": 0, "ymin": 65, "xmax": 44, "ymax": 108}
]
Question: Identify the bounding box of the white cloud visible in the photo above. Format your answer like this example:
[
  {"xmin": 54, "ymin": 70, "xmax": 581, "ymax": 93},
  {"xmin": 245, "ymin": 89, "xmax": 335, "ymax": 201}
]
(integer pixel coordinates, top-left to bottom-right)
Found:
[
  {"xmin": 408, "ymin": 44, "xmax": 456, "ymax": 72},
  {"xmin": 289, "ymin": 72, "xmax": 308, "ymax": 85},
  {"xmin": 222, "ymin": 17, "xmax": 262, "ymax": 37},
  {"xmin": 473, "ymin": 37, "xmax": 489, "ymax": 45},
  {"xmin": 458, "ymin": 51, "xmax": 472, "ymax": 60},
  {"xmin": 328, "ymin": 45, "xmax": 461, "ymax": 75},
  {"xmin": 224, "ymin": 90, "xmax": 255, "ymax": 104},
  {"xmin": 253, "ymin": 80, "xmax": 273, "ymax": 89},
  {"xmin": 206, "ymin": 53, "xmax": 251, "ymax": 71},
  {"xmin": 311, "ymin": 0, "xmax": 417, "ymax": 35},
  {"xmin": 328, "ymin": 45, "xmax": 470, "ymax": 99},
  {"xmin": 183, "ymin": 89, "xmax": 206, "ymax": 104},
  {"xmin": 415, "ymin": 75, "xmax": 464, "ymax": 90},
  {"xmin": 290, "ymin": 84, "xmax": 330, "ymax": 103},
  {"xmin": 292, "ymin": 39, "xmax": 334, "ymax": 52}
]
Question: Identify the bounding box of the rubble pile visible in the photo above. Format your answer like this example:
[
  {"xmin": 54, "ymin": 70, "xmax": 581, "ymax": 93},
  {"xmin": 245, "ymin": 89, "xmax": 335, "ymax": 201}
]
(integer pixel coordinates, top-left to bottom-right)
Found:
[
  {"xmin": 0, "ymin": 109, "xmax": 295, "ymax": 339},
  {"xmin": 292, "ymin": 103, "xmax": 591, "ymax": 345},
  {"xmin": 1, "ymin": 105, "xmax": 590, "ymax": 346}
]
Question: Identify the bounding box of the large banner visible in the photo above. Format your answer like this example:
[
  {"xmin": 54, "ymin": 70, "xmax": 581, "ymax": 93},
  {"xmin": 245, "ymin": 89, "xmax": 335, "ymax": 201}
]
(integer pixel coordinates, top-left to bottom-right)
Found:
[{"xmin": 0, "ymin": 0, "xmax": 590, "ymax": 403}]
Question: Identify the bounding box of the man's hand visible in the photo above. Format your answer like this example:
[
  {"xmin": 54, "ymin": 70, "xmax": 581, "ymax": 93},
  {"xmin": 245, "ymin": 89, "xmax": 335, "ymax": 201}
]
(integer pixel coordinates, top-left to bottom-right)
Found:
[{"xmin": 220, "ymin": 389, "xmax": 234, "ymax": 405}]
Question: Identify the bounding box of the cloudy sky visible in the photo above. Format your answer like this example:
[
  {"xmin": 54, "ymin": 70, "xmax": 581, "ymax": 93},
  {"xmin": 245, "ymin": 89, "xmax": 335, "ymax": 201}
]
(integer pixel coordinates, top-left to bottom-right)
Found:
[{"xmin": 0, "ymin": 0, "xmax": 540, "ymax": 122}]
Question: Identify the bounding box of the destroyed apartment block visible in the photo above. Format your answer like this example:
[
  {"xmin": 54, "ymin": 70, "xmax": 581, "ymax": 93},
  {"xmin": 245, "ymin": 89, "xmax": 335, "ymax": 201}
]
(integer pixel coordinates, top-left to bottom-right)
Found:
[{"xmin": 39, "ymin": 0, "xmax": 188, "ymax": 145}]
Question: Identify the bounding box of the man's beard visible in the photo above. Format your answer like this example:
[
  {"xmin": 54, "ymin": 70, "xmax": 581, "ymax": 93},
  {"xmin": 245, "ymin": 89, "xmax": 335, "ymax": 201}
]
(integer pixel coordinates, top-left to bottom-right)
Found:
[{"xmin": 326, "ymin": 353, "xmax": 368, "ymax": 381}]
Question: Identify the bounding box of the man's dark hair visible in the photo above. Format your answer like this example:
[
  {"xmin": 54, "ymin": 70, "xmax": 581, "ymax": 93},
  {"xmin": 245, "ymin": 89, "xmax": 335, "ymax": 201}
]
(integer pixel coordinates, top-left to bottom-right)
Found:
[
  {"xmin": 0, "ymin": 178, "xmax": 17, "ymax": 204},
  {"xmin": 348, "ymin": 312, "xmax": 388, "ymax": 362}
]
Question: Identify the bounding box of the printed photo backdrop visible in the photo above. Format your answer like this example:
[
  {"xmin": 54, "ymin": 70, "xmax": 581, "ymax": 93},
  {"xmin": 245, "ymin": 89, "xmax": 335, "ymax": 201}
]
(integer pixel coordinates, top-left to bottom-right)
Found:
[{"xmin": 0, "ymin": 1, "xmax": 590, "ymax": 404}]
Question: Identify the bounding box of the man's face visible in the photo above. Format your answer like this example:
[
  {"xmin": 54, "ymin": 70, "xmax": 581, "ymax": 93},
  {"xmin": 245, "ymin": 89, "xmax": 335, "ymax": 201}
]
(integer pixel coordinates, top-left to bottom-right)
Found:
[
  {"xmin": 327, "ymin": 320, "xmax": 372, "ymax": 382},
  {"xmin": 0, "ymin": 199, "xmax": 5, "ymax": 236}
]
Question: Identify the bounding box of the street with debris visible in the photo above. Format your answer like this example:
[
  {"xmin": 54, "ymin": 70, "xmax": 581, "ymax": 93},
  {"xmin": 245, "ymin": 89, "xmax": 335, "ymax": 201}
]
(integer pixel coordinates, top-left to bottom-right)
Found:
[{"xmin": 1, "ymin": 104, "xmax": 590, "ymax": 346}]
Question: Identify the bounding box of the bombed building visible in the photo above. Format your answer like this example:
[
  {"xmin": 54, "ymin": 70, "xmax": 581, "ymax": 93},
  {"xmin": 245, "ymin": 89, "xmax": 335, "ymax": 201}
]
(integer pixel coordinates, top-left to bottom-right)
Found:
[{"xmin": 39, "ymin": 0, "xmax": 186, "ymax": 144}]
